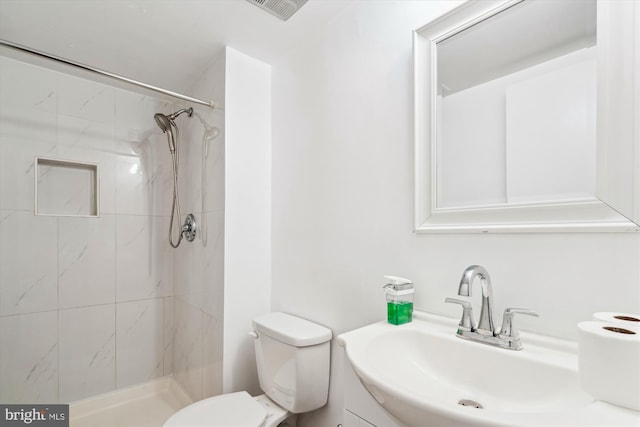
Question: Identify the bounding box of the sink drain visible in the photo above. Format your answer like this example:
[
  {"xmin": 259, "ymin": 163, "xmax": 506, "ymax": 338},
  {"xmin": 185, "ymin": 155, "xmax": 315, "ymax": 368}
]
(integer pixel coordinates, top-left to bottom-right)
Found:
[{"xmin": 458, "ymin": 399, "xmax": 484, "ymax": 409}]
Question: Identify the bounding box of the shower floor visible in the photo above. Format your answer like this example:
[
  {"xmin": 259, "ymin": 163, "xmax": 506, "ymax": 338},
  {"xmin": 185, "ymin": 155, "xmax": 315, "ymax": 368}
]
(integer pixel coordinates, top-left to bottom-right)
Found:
[{"xmin": 70, "ymin": 376, "xmax": 192, "ymax": 427}]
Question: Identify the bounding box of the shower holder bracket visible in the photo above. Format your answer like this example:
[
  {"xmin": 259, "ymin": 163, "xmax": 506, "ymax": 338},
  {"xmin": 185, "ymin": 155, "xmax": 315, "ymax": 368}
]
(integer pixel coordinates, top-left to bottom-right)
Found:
[{"xmin": 182, "ymin": 213, "xmax": 197, "ymax": 242}]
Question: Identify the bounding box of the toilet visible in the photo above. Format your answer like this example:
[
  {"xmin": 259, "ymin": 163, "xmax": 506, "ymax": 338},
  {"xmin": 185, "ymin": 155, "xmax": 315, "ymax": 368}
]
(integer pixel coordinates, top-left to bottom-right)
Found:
[{"xmin": 164, "ymin": 312, "xmax": 332, "ymax": 427}]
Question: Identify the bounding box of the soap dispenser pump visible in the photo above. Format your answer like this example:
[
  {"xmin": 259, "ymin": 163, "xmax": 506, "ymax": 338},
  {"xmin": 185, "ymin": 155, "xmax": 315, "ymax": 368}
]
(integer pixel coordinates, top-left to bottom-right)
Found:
[{"xmin": 383, "ymin": 275, "xmax": 414, "ymax": 325}]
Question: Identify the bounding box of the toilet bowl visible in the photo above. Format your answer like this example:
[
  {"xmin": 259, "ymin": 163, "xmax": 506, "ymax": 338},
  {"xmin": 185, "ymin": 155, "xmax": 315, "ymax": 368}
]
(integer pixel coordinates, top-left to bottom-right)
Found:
[{"xmin": 163, "ymin": 312, "xmax": 332, "ymax": 427}]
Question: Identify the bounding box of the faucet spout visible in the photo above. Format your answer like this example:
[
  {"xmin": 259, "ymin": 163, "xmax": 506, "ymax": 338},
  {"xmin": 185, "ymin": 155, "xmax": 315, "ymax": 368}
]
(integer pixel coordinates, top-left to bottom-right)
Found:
[{"xmin": 458, "ymin": 265, "xmax": 495, "ymax": 336}]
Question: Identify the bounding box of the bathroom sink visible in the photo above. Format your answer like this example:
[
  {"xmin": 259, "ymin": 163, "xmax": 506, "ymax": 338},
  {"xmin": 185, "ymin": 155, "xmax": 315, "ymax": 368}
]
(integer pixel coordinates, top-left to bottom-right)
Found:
[{"xmin": 338, "ymin": 312, "xmax": 639, "ymax": 427}]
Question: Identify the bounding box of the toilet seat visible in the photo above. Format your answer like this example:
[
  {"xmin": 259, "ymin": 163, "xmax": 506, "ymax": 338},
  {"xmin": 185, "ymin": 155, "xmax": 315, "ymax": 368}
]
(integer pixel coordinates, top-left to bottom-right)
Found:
[{"xmin": 163, "ymin": 391, "xmax": 267, "ymax": 427}]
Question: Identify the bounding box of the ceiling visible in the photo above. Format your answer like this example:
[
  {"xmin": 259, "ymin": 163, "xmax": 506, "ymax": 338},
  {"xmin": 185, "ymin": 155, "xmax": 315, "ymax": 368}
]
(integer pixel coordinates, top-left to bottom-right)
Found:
[{"xmin": 0, "ymin": 0, "xmax": 354, "ymax": 94}]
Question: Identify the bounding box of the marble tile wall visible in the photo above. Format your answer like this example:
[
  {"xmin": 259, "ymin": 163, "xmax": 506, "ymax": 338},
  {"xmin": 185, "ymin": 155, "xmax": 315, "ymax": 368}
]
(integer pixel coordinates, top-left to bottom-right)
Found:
[
  {"xmin": 171, "ymin": 52, "xmax": 225, "ymax": 402},
  {"xmin": 0, "ymin": 55, "xmax": 177, "ymax": 403}
]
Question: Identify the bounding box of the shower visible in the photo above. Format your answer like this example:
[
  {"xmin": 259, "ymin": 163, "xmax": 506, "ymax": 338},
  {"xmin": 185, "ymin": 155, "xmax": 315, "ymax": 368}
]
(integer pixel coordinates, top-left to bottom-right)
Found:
[{"xmin": 154, "ymin": 107, "xmax": 196, "ymax": 248}]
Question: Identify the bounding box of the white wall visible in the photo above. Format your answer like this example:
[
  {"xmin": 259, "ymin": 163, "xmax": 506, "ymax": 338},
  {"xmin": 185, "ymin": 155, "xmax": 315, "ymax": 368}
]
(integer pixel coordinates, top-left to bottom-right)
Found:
[
  {"xmin": 270, "ymin": 2, "xmax": 640, "ymax": 427},
  {"xmin": 223, "ymin": 46, "xmax": 272, "ymax": 395}
]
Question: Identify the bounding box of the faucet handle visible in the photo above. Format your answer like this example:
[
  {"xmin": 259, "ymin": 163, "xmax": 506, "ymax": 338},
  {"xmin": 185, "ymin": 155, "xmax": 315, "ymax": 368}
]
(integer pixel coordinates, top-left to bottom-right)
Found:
[
  {"xmin": 499, "ymin": 308, "xmax": 539, "ymax": 341},
  {"xmin": 445, "ymin": 298, "xmax": 475, "ymax": 332}
]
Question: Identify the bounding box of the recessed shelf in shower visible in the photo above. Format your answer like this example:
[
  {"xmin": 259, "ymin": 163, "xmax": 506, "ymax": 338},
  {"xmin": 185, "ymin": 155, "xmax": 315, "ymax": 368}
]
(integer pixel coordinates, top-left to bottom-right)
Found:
[{"xmin": 34, "ymin": 157, "xmax": 99, "ymax": 217}]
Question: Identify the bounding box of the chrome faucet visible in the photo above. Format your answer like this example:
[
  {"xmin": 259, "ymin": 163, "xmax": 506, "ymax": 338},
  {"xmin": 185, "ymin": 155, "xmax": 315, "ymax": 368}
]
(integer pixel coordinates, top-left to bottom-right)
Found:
[
  {"xmin": 458, "ymin": 265, "xmax": 495, "ymax": 336},
  {"xmin": 445, "ymin": 265, "xmax": 539, "ymax": 350}
]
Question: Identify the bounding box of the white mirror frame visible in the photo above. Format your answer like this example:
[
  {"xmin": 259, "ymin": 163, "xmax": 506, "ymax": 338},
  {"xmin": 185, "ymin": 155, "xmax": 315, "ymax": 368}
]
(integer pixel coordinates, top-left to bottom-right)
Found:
[{"xmin": 414, "ymin": 0, "xmax": 640, "ymax": 233}]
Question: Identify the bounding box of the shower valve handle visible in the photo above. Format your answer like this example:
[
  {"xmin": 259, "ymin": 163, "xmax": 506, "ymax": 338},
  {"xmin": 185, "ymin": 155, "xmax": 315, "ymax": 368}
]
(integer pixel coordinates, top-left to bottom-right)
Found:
[{"xmin": 181, "ymin": 213, "xmax": 197, "ymax": 242}]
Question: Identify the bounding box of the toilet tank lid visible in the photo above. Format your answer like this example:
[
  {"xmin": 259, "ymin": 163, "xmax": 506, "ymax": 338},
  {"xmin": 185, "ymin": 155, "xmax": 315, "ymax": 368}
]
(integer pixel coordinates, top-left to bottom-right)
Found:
[{"xmin": 253, "ymin": 312, "xmax": 332, "ymax": 347}]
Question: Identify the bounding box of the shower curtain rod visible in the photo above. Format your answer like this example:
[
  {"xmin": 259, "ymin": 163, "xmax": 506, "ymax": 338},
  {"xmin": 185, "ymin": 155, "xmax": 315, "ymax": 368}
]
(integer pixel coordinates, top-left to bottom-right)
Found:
[{"xmin": 0, "ymin": 39, "xmax": 215, "ymax": 109}]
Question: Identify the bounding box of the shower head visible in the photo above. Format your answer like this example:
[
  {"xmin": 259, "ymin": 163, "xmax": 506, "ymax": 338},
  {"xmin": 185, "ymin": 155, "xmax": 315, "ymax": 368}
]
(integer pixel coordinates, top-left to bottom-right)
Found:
[
  {"xmin": 154, "ymin": 108, "xmax": 193, "ymax": 132},
  {"xmin": 154, "ymin": 108, "xmax": 193, "ymax": 153},
  {"xmin": 154, "ymin": 113, "xmax": 173, "ymax": 134},
  {"xmin": 154, "ymin": 113, "xmax": 176, "ymax": 153}
]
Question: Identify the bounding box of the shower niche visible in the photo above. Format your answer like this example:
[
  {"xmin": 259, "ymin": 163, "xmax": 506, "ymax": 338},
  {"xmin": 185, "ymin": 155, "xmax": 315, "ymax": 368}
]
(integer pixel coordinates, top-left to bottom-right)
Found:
[{"xmin": 35, "ymin": 157, "xmax": 99, "ymax": 217}]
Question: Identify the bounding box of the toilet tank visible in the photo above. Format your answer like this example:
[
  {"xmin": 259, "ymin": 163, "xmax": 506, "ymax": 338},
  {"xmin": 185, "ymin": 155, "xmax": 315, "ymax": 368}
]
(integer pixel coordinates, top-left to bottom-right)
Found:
[{"xmin": 252, "ymin": 312, "xmax": 332, "ymax": 413}]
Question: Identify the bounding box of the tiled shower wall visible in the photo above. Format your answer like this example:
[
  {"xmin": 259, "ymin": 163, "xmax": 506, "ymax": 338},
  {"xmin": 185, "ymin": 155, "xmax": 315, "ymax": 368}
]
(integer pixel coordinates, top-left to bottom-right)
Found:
[
  {"xmin": 0, "ymin": 55, "xmax": 176, "ymax": 403},
  {"xmin": 172, "ymin": 52, "xmax": 225, "ymax": 402}
]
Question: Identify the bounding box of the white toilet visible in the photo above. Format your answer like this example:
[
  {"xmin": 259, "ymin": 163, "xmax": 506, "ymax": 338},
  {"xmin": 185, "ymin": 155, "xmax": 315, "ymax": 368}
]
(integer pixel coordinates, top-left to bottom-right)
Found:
[{"xmin": 164, "ymin": 312, "xmax": 332, "ymax": 427}]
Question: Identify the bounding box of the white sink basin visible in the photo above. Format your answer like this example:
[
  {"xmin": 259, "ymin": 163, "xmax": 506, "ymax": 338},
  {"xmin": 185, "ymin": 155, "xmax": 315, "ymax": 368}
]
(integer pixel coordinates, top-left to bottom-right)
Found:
[{"xmin": 338, "ymin": 312, "xmax": 640, "ymax": 427}]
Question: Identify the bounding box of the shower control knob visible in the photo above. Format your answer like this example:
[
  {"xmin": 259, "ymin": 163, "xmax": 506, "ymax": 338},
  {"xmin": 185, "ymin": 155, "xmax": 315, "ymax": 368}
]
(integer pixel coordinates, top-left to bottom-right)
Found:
[{"xmin": 182, "ymin": 213, "xmax": 197, "ymax": 242}]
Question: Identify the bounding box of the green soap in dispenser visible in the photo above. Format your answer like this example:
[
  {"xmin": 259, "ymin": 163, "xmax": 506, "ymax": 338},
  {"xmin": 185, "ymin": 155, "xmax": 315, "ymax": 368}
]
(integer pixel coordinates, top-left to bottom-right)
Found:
[{"xmin": 383, "ymin": 275, "xmax": 414, "ymax": 325}]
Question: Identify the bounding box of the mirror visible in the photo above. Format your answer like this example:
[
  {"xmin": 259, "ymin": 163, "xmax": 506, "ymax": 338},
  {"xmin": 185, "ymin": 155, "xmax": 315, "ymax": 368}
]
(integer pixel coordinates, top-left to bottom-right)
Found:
[
  {"xmin": 414, "ymin": 0, "xmax": 639, "ymax": 233},
  {"xmin": 437, "ymin": 0, "xmax": 596, "ymax": 209}
]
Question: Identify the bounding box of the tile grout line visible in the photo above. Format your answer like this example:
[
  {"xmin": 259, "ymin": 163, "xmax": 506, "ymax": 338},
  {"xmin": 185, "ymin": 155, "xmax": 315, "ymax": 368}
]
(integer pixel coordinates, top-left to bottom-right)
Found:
[
  {"xmin": 56, "ymin": 214, "xmax": 61, "ymax": 403},
  {"xmin": 55, "ymin": 84, "xmax": 60, "ymax": 403},
  {"xmin": 114, "ymin": 207, "xmax": 119, "ymax": 391},
  {"xmin": 113, "ymin": 95, "xmax": 118, "ymax": 393}
]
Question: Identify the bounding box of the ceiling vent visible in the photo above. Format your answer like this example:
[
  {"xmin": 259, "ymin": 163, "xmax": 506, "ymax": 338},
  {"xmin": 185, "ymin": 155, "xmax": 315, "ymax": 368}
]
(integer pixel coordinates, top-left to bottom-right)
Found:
[{"xmin": 245, "ymin": 0, "xmax": 309, "ymax": 21}]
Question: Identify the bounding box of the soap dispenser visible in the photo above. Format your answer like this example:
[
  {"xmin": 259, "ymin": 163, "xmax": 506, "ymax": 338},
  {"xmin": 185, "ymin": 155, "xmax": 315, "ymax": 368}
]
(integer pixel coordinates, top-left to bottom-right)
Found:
[{"xmin": 383, "ymin": 276, "xmax": 414, "ymax": 325}]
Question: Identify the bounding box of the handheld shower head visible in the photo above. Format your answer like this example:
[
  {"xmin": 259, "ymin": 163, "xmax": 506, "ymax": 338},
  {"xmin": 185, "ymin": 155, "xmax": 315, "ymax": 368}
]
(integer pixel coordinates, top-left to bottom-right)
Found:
[
  {"xmin": 154, "ymin": 113, "xmax": 176, "ymax": 153},
  {"xmin": 152, "ymin": 107, "xmax": 197, "ymax": 249},
  {"xmin": 154, "ymin": 108, "xmax": 193, "ymax": 133},
  {"xmin": 154, "ymin": 108, "xmax": 193, "ymax": 153},
  {"xmin": 154, "ymin": 113, "xmax": 172, "ymax": 133}
]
